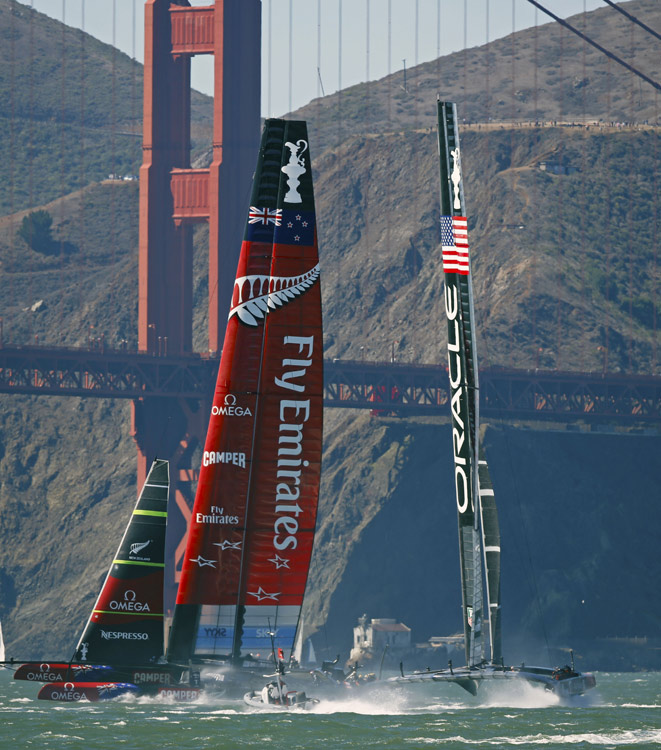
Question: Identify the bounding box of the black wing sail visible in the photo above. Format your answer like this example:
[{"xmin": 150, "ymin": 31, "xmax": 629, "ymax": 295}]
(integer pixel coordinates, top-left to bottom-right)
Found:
[
  {"xmin": 437, "ymin": 101, "xmax": 501, "ymax": 667},
  {"xmin": 74, "ymin": 459, "xmax": 169, "ymax": 665}
]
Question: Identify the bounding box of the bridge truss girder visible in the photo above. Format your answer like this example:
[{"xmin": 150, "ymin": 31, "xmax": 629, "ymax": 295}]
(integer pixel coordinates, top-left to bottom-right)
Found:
[{"xmin": 1, "ymin": 347, "xmax": 660, "ymax": 424}]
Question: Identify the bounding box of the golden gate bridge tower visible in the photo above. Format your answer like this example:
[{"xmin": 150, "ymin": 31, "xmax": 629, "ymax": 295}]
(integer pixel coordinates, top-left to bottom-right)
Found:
[{"xmin": 135, "ymin": 0, "xmax": 260, "ymax": 609}]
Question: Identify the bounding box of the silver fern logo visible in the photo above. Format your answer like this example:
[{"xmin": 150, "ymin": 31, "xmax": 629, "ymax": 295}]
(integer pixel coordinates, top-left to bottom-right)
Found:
[
  {"xmin": 129, "ymin": 540, "xmax": 152, "ymax": 557},
  {"xmin": 229, "ymin": 264, "xmax": 320, "ymax": 327}
]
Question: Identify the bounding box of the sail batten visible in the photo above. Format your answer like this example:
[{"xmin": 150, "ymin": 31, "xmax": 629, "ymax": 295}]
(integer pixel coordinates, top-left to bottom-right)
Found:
[{"xmin": 479, "ymin": 454, "xmax": 502, "ymax": 664}]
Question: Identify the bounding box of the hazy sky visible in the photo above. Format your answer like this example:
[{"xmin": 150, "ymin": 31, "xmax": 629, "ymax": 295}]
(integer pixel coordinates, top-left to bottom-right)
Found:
[{"xmin": 18, "ymin": 0, "xmax": 607, "ymax": 116}]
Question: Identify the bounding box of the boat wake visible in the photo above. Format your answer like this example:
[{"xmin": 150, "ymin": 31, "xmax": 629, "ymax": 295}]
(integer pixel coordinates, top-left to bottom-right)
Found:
[
  {"xmin": 480, "ymin": 684, "xmax": 563, "ymax": 709},
  {"xmin": 310, "ymin": 693, "xmax": 411, "ymax": 715},
  {"xmin": 431, "ymin": 729, "xmax": 661, "ymax": 746}
]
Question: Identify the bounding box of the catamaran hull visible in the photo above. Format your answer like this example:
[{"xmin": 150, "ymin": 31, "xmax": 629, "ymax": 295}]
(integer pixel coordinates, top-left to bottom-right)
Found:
[
  {"xmin": 13, "ymin": 662, "xmax": 178, "ymax": 687},
  {"xmin": 37, "ymin": 682, "xmax": 140, "ymax": 702},
  {"xmin": 390, "ymin": 666, "xmax": 597, "ymax": 698},
  {"xmin": 36, "ymin": 679, "xmax": 205, "ymax": 702},
  {"xmin": 13, "ymin": 663, "xmax": 116, "ymax": 683}
]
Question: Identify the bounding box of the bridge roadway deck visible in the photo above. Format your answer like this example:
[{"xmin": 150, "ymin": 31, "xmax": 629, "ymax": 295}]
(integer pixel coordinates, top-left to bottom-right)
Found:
[{"xmin": 0, "ymin": 345, "xmax": 660, "ymax": 423}]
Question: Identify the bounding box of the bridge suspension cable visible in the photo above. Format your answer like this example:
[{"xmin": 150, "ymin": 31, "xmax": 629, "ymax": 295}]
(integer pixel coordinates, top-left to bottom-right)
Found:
[
  {"xmin": 601, "ymin": 0, "xmax": 661, "ymax": 44},
  {"xmin": 526, "ymin": 0, "xmax": 661, "ymax": 92}
]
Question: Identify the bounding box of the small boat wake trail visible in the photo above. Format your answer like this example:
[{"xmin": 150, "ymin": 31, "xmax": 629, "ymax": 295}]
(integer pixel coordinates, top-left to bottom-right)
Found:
[{"xmin": 311, "ymin": 693, "xmax": 411, "ymax": 715}]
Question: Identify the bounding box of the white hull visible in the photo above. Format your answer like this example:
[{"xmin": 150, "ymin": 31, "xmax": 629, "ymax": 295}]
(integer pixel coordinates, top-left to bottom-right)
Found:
[{"xmin": 243, "ymin": 689, "xmax": 319, "ymax": 710}]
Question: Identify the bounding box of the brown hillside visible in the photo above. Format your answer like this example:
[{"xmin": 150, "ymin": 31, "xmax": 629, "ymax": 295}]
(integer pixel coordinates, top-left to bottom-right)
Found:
[{"xmin": 296, "ymin": 0, "xmax": 661, "ymax": 156}]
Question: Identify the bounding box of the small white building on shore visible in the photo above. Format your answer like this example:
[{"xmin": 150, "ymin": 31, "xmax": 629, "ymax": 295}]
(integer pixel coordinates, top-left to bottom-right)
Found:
[{"xmin": 350, "ymin": 614, "xmax": 411, "ymax": 663}]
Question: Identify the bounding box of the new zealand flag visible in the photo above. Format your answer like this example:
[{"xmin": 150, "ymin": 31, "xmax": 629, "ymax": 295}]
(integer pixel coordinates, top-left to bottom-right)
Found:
[
  {"xmin": 274, "ymin": 210, "xmax": 316, "ymax": 247},
  {"xmin": 245, "ymin": 206, "xmax": 280, "ymax": 243}
]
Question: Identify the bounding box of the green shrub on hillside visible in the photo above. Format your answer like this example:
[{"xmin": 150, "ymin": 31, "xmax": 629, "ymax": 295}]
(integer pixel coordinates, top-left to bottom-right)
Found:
[{"xmin": 17, "ymin": 209, "xmax": 54, "ymax": 254}]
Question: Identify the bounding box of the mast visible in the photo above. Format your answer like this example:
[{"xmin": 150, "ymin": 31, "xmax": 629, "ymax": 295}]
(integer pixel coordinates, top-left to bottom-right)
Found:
[
  {"xmin": 167, "ymin": 119, "xmax": 323, "ymax": 667},
  {"xmin": 437, "ymin": 101, "xmax": 498, "ymax": 667}
]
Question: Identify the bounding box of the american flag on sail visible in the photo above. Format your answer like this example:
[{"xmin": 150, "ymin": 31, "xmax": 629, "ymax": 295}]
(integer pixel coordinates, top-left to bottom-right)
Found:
[
  {"xmin": 441, "ymin": 215, "xmax": 470, "ymax": 275},
  {"xmin": 248, "ymin": 206, "xmax": 282, "ymax": 226}
]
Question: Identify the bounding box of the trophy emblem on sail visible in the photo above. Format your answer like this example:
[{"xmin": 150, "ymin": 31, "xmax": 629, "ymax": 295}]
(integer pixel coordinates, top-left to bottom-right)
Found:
[
  {"xmin": 450, "ymin": 147, "xmax": 462, "ymax": 210},
  {"xmin": 281, "ymin": 139, "xmax": 308, "ymax": 204}
]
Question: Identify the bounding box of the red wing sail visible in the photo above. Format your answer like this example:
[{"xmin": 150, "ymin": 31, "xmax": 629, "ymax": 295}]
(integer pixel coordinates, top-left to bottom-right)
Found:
[
  {"xmin": 168, "ymin": 120, "xmax": 322, "ymax": 664},
  {"xmin": 73, "ymin": 459, "xmax": 169, "ymax": 665}
]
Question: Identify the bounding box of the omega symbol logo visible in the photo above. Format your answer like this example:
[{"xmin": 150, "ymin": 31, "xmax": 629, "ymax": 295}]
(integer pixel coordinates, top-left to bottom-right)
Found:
[
  {"xmin": 40, "ymin": 663, "xmax": 50, "ymax": 672},
  {"xmin": 224, "ymin": 394, "xmax": 237, "ymax": 406},
  {"xmin": 64, "ymin": 682, "xmax": 74, "ymax": 690},
  {"xmin": 124, "ymin": 590, "xmax": 137, "ymax": 601}
]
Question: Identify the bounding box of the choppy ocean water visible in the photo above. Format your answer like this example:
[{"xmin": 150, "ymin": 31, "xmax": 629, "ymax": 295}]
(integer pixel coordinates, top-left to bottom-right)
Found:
[{"xmin": 1, "ymin": 669, "xmax": 659, "ymax": 749}]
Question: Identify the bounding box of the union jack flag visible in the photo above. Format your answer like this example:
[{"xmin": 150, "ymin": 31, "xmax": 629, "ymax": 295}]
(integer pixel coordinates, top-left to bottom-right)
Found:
[
  {"xmin": 441, "ymin": 215, "xmax": 470, "ymax": 275},
  {"xmin": 248, "ymin": 206, "xmax": 282, "ymax": 226}
]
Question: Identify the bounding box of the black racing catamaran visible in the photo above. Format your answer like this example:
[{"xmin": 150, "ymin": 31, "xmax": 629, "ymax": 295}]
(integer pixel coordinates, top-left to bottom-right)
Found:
[
  {"xmin": 8, "ymin": 459, "xmax": 181, "ymax": 702},
  {"xmin": 391, "ymin": 101, "xmax": 595, "ymax": 698}
]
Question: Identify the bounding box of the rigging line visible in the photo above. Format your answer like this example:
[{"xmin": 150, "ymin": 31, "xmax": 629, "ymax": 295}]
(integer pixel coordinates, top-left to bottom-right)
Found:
[
  {"xmin": 338, "ymin": 0, "xmax": 342, "ymax": 147},
  {"xmin": 315, "ymin": 0, "xmax": 320, "ymax": 159},
  {"xmin": 109, "ymin": 0, "xmax": 117, "ymax": 343},
  {"xmin": 412, "ymin": 0, "xmax": 419, "ymax": 289},
  {"xmin": 654, "ymin": 89, "xmax": 659, "ymax": 374},
  {"xmin": 129, "ymin": 0, "xmax": 137, "ymax": 350},
  {"xmin": 436, "ymin": 0, "xmax": 440, "ymax": 84},
  {"xmin": 366, "ymin": 0, "xmax": 369, "ymax": 83},
  {"xmin": 531, "ymin": 10, "xmax": 540, "ymax": 367},
  {"xmin": 383, "ymin": 0, "xmax": 391, "ymax": 357},
  {"xmin": 555, "ymin": 24, "xmax": 565, "ymax": 372},
  {"xmin": 627, "ymin": 21, "xmax": 635, "ymax": 372},
  {"xmin": 415, "ymin": 0, "xmax": 419, "ymax": 68},
  {"xmin": 579, "ymin": 2, "xmax": 587, "ymax": 372},
  {"xmin": 463, "ymin": 0, "xmax": 467, "ymax": 109},
  {"xmin": 525, "ymin": 0, "xmax": 661, "ymax": 93},
  {"xmin": 317, "ymin": 0, "xmax": 321, "ymax": 100},
  {"xmin": 604, "ymin": 57, "xmax": 612, "ymax": 373},
  {"xmin": 363, "ymin": 0, "xmax": 370, "ymax": 347},
  {"xmin": 27, "ymin": 0, "xmax": 35, "ymax": 342},
  {"xmin": 58, "ymin": 0, "xmax": 67, "ymax": 342},
  {"xmin": 77, "ymin": 0, "xmax": 86, "ymax": 328},
  {"xmin": 601, "ymin": 0, "xmax": 661, "ymax": 44},
  {"xmin": 8, "ymin": 0, "xmax": 16, "ymax": 321},
  {"xmin": 288, "ymin": 0, "xmax": 292, "ymax": 114},
  {"xmin": 508, "ymin": 0, "xmax": 515, "ymax": 364},
  {"xmin": 267, "ymin": 0, "xmax": 272, "ymax": 117}
]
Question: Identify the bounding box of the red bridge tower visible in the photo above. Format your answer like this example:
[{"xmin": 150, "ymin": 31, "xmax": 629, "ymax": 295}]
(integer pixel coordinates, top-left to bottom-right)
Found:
[{"xmin": 133, "ymin": 0, "xmax": 261, "ymax": 610}]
